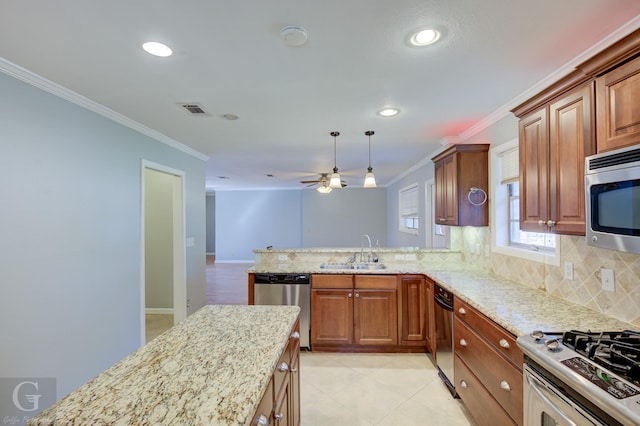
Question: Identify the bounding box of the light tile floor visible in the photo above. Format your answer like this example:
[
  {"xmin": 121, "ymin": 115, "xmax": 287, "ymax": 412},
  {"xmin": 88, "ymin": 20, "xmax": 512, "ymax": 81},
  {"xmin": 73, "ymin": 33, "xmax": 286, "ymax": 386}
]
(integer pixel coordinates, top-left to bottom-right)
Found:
[
  {"xmin": 145, "ymin": 314, "xmax": 173, "ymax": 343},
  {"xmin": 300, "ymin": 352, "xmax": 477, "ymax": 426}
]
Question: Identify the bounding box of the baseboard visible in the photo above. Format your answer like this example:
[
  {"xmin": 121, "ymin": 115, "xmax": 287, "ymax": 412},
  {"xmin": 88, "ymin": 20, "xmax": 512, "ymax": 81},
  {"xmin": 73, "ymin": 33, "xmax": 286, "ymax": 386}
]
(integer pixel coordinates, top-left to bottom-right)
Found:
[{"xmin": 145, "ymin": 308, "xmax": 174, "ymax": 315}]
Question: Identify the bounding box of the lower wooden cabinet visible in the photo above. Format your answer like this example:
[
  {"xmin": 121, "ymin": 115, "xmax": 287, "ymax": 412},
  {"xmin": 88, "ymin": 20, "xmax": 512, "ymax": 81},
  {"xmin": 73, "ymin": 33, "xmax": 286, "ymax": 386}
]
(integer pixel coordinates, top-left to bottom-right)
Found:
[
  {"xmin": 454, "ymin": 299, "xmax": 523, "ymax": 426},
  {"xmin": 252, "ymin": 320, "xmax": 301, "ymax": 426},
  {"xmin": 399, "ymin": 275, "xmax": 427, "ymax": 347},
  {"xmin": 311, "ymin": 274, "xmax": 398, "ymax": 349}
]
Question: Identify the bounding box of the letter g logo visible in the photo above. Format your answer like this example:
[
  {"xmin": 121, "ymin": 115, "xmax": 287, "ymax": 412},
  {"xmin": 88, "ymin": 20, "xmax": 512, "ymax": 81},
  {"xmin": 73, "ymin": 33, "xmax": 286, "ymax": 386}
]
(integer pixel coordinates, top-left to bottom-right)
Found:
[{"xmin": 12, "ymin": 381, "xmax": 42, "ymax": 412}]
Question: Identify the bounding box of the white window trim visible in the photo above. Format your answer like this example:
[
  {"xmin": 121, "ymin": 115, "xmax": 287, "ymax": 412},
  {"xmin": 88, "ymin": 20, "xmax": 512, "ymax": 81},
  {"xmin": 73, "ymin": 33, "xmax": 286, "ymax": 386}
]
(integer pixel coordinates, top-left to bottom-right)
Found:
[
  {"xmin": 489, "ymin": 139, "xmax": 560, "ymax": 266},
  {"xmin": 399, "ymin": 182, "xmax": 419, "ymax": 235}
]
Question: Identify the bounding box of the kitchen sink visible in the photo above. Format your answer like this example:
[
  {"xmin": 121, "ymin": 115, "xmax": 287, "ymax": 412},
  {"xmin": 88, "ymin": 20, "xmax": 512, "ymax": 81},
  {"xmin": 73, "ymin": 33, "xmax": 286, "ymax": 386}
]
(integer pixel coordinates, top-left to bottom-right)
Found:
[{"xmin": 319, "ymin": 262, "xmax": 386, "ymax": 270}]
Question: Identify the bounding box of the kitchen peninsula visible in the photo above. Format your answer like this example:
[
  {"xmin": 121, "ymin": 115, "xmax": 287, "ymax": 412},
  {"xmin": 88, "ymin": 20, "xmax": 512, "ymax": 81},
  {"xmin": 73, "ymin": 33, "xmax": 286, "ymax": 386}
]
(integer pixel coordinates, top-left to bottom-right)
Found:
[{"xmin": 28, "ymin": 305, "xmax": 300, "ymax": 426}]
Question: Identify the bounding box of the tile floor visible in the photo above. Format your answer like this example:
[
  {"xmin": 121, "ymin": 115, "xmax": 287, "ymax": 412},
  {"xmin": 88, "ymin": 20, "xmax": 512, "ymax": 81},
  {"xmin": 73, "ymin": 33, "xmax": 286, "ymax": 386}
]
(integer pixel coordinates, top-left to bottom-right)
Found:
[
  {"xmin": 145, "ymin": 313, "xmax": 173, "ymax": 343},
  {"xmin": 300, "ymin": 352, "xmax": 476, "ymax": 425}
]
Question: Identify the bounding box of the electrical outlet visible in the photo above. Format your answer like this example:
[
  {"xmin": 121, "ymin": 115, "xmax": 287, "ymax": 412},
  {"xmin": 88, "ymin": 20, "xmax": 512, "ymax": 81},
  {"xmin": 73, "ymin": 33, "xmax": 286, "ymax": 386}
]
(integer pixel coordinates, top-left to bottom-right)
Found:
[
  {"xmin": 278, "ymin": 254, "xmax": 288, "ymax": 261},
  {"xmin": 601, "ymin": 268, "xmax": 615, "ymax": 292},
  {"xmin": 564, "ymin": 262, "xmax": 573, "ymax": 280}
]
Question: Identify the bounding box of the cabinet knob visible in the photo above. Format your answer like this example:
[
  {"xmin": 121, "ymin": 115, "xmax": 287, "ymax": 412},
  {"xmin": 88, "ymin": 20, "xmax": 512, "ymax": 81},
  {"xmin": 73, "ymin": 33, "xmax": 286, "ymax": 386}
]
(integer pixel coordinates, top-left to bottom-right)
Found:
[
  {"xmin": 439, "ymin": 218, "xmax": 446, "ymax": 222},
  {"xmin": 499, "ymin": 338, "xmax": 510, "ymax": 349},
  {"xmin": 500, "ymin": 380, "xmax": 511, "ymax": 391},
  {"xmin": 291, "ymin": 331, "xmax": 300, "ymax": 340},
  {"xmin": 348, "ymin": 292, "xmax": 352, "ymax": 298},
  {"xmin": 274, "ymin": 413, "xmax": 284, "ymax": 420},
  {"xmin": 459, "ymin": 338, "xmax": 467, "ymax": 347},
  {"xmin": 291, "ymin": 367, "xmax": 298, "ymax": 373},
  {"xmin": 277, "ymin": 362, "xmax": 289, "ymax": 372},
  {"xmin": 255, "ymin": 414, "xmax": 269, "ymax": 426},
  {"xmin": 460, "ymin": 380, "xmax": 468, "ymax": 389},
  {"xmin": 538, "ymin": 220, "xmax": 546, "ymax": 227},
  {"xmin": 546, "ymin": 220, "xmax": 556, "ymax": 227},
  {"xmin": 355, "ymin": 293, "xmax": 360, "ymax": 298},
  {"xmin": 458, "ymin": 307, "xmax": 466, "ymax": 315}
]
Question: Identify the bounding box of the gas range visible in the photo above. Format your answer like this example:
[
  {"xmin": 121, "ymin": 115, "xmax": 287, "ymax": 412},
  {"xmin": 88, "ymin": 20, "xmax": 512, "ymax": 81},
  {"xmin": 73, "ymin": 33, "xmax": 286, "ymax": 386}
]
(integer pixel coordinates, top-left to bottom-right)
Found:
[{"xmin": 517, "ymin": 330, "xmax": 640, "ymax": 425}]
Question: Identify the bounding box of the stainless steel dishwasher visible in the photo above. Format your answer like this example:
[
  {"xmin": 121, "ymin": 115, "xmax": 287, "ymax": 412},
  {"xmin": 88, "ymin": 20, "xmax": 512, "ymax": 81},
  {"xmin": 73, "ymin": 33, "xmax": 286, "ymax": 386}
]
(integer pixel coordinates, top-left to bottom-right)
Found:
[
  {"xmin": 434, "ymin": 284, "xmax": 457, "ymax": 397},
  {"xmin": 253, "ymin": 273, "xmax": 310, "ymax": 348}
]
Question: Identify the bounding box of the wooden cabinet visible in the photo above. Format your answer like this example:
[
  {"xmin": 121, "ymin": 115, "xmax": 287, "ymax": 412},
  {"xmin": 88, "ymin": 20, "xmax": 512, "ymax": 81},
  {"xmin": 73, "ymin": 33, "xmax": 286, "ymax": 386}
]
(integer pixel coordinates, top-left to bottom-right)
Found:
[
  {"xmin": 311, "ymin": 274, "xmax": 398, "ymax": 349},
  {"xmin": 432, "ymin": 144, "xmax": 489, "ymax": 227},
  {"xmin": 453, "ymin": 298, "xmax": 523, "ymax": 426},
  {"xmin": 518, "ymin": 83, "xmax": 594, "ymax": 235},
  {"xmin": 596, "ymin": 55, "xmax": 640, "ymax": 152},
  {"xmin": 399, "ymin": 275, "xmax": 427, "ymax": 347},
  {"xmin": 252, "ymin": 320, "xmax": 301, "ymax": 426},
  {"xmin": 425, "ymin": 278, "xmax": 436, "ymax": 357}
]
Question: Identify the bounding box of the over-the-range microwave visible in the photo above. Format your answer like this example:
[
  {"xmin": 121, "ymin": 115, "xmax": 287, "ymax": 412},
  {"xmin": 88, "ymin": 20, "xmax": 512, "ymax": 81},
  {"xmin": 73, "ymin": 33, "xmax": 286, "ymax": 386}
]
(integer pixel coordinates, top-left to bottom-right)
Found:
[{"xmin": 585, "ymin": 144, "xmax": 640, "ymax": 254}]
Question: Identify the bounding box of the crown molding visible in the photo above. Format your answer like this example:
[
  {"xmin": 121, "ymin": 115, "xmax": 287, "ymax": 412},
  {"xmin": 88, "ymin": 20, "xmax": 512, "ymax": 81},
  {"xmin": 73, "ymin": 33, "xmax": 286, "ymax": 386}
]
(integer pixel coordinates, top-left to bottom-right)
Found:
[{"xmin": 0, "ymin": 57, "xmax": 209, "ymax": 162}]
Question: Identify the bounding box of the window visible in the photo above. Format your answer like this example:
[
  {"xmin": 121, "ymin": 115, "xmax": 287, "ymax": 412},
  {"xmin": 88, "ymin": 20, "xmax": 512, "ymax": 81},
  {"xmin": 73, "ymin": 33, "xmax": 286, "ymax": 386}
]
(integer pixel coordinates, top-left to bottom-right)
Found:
[
  {"xmin": 490, "ymin": 139, "xmax": 558, "ymax": 265},
  {"xmin": 399, "ymin": 184, "xmax": 419, "ymax": 233}
]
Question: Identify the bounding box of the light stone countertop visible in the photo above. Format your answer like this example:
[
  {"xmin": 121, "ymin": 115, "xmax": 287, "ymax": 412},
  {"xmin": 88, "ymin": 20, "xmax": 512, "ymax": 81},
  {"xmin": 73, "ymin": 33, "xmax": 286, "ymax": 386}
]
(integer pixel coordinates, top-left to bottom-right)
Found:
[{"xmin": 28, "ymin": 305, "xmax": 300, "ymax": 426}]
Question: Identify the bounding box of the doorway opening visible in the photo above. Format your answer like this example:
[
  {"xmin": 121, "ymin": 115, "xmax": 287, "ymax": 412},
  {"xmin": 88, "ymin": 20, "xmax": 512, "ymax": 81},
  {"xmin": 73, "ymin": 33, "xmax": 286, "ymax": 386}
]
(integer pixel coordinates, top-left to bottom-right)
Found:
[{"xmin": 141, "ymin": 161, "xmax": 186, "ymax": 345}]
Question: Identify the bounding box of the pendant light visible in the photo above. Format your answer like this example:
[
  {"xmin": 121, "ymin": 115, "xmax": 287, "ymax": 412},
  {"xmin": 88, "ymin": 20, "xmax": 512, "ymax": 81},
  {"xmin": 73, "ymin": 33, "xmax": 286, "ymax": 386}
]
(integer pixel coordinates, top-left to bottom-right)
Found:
[
  {"xmin": 329, "ymin": 131, "xmax": 342, "ymax": 188},
  {"xmin": 363, "ymin": 130, "xmax": 377, "ymax": 188}
]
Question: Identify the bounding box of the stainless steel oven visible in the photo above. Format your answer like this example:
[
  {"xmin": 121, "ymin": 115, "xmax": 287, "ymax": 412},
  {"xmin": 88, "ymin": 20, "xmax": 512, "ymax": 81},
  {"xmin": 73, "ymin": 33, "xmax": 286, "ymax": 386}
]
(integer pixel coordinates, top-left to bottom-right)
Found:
[{"xmin": 434, "ymin": 284, "xmax": 457, "ymax": 397}]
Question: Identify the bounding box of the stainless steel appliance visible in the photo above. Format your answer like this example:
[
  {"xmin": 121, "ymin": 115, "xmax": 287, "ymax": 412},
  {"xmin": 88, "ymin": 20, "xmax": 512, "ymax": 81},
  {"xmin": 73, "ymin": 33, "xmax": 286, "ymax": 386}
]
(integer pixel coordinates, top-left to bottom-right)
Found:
[
  {"xmin": 517, "ymin": 330, "xmax": 640, "ymax": 425},
  {"xmin": 585, "ymin": 144, "xmax": 640, "ymax": 254},
  {"xmin": 253, "ymin": 273, "xmax": 310, "ymax": 348},
  {"xmin": 434, "ymin": 284, "xmax": 457, "ymax": 397}
]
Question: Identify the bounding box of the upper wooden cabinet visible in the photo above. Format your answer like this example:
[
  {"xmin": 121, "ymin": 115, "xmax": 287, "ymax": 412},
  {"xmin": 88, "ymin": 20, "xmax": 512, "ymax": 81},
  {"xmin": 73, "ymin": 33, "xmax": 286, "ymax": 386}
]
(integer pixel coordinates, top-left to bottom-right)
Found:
[
  {"xmin": 596, "ymin": 55, "xmax": 640, "ymax": 152},
  {"xmin": 518, "ymin": 84, "xmax": 595, "ymax": 235},
  {"xmin": 432, "ymin": 144, "xmax": 489, "ymax": 227}
]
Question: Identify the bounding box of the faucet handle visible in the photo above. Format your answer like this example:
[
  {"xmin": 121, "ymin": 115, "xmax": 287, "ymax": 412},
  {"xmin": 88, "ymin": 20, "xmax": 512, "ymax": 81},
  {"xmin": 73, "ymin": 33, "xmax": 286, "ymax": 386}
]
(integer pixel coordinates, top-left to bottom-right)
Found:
[{"xmin": 348, "ymin": 253, "xmax": 356, "ymax": 263}]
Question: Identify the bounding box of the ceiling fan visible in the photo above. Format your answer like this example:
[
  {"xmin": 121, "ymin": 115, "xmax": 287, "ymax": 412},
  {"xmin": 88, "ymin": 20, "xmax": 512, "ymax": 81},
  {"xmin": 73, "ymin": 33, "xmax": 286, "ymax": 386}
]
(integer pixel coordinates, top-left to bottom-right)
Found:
[{"xmin": 300, "ymin": 173, "xmax": 346, "ymax": 193}]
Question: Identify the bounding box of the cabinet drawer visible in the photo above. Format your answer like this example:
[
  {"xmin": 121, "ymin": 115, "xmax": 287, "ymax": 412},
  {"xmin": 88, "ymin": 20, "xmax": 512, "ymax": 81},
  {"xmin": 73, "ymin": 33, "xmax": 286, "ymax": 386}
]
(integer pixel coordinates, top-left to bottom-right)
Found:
[
  {"xmin": 273, "ymin": 341, "xmax": 291, "ymax": 396},
  {"xmin": 454, "ymin": 355, "xmax": 517, "ymax": 426},
  {"xmin": 454, "ymin": 298, "xmax": 523, "ymax": 367},
  {"xmin": 311, "ymin": 274, "xmax": 353, "ymax": 289},
  {"xmin": 355, "ymin": 275, "xmax": 396, "ymax": 290},
  {"xmin": 455, "ymin": 317, "xmax": 523, "ymax": 424}
]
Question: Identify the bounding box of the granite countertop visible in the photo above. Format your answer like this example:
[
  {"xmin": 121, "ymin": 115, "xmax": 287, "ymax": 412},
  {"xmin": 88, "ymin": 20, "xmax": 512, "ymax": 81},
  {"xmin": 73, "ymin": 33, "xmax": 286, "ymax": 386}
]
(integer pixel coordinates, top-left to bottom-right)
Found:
[{"xmin": 29, "ymin": 305, "xmax": 300, "ymax": 426}]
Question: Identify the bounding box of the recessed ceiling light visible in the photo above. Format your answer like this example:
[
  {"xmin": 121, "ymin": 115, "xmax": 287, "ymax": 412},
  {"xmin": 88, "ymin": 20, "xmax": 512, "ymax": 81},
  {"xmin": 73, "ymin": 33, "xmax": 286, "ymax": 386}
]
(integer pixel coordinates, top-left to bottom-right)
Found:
[
  {"xmin": 378, "ymin": 108, "xmax": 400, "ymax": 117},
  {"xmin": 408, "ymin": 29, "xmax": 440, "ymax": 47},
  {"xmin": 142, "ymin": 41, "xmax": 173, "ymax": 57}
]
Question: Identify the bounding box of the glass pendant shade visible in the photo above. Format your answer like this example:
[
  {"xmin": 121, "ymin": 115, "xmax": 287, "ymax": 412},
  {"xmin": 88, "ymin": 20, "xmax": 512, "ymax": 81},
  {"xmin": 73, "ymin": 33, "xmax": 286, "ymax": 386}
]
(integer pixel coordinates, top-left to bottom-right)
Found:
[
  {"xmin": 363, "ymin": 130, "xmax": 377, "ymax": 188},
  {"xmin": 317, "ymin": 184, "xmax": 332, "ymax": 193},
  {"xmin": 329, "ymin": 169, "xmax": 342, "ymax": 188}
]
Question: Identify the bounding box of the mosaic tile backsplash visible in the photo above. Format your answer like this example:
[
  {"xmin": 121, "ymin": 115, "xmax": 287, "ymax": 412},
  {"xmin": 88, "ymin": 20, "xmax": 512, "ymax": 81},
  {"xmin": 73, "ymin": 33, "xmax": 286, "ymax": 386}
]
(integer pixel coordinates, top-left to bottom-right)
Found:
[{"xmin": 459, "ymin": 227, "xmax": 640, "ymax": 328}]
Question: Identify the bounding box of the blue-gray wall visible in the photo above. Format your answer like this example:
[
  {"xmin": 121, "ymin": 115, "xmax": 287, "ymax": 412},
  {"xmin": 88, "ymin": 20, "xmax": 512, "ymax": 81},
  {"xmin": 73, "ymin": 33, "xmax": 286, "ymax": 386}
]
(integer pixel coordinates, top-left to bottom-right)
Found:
[{"xmin": 0, "ymin": 71, "xmax": 206, "ymax": 401}]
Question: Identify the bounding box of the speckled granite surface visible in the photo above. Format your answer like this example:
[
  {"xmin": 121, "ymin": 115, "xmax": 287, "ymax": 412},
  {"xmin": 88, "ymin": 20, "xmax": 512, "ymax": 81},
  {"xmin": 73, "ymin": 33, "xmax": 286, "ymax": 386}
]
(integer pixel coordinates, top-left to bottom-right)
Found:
[
  {"xmin": 426, "ymin": 270, "xmax": 634, "ymax": 336},
  {"xmin": 28, "ymin": 305, "xmax": 300, "ymax": 426}
]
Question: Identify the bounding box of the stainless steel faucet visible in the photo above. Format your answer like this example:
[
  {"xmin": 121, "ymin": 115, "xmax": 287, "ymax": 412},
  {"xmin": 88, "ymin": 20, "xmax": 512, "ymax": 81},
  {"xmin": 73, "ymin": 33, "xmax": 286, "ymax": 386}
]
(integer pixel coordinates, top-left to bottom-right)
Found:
[{"xmin": 361, "ymin": 234, "xmax": 372, "ymax": 263}]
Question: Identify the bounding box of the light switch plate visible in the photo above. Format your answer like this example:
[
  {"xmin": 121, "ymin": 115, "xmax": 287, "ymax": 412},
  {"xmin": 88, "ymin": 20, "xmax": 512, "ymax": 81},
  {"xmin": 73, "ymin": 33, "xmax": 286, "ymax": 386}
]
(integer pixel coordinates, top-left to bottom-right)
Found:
[
  {"xmin": 601, "ymin": 268, "xmax": 615, "ymax": 292},
  {"xmin": 564, "ymin": 262, "xmax": 573, "ymax": 280},
  {"xmin": 278, "ymin": 254, "xmax": 288, "ymax": 261}
]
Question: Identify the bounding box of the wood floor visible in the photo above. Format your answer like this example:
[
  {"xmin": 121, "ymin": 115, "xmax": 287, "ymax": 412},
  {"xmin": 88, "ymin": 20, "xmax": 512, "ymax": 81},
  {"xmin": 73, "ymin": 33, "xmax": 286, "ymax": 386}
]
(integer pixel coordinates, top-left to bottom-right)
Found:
[{"xmin": 206, "ymin": 255, "xmax": 252, "ymax": 305}]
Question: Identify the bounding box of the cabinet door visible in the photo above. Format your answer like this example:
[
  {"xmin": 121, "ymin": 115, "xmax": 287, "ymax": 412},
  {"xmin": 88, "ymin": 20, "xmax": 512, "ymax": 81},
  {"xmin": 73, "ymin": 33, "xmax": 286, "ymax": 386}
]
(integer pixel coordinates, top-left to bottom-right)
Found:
[
  {"xmin": 549, "ymin": 84, "xmax": 594, "ymax": 235},
  {"xmin": 434, "ymin": 159, "xmax": 446, "ymax": 224},
  {"xmin": 425, "ymin": 279, "xmax": 435, "ymax": 355},
  {"xmin": 273, "ymin": 379, "xmax": 290, "ymax": 426},
  {"xmin": 311, "ymin": 289, "xmax": 353, "ymax": 345},
  {"xmin": 596, "ymin": 56, "xmax": 640, "ymax": 152},
  {"xmin": 442, "ymin": 154, "xmax": 458, "ymax": 225},
  {"xmin": 400, "ymin": 275, "xmax": 426, "ymax": 346},
  {"xmin": 354, "ymin": 289, "xmax": 398, "ymax": 346},
  {"xmin": 519, "ymin": 108, "xmax": 549, "ymax": 232},
  {"xmin": 251, "ymin": 377, "xmax": 273, "ymax": 426}
]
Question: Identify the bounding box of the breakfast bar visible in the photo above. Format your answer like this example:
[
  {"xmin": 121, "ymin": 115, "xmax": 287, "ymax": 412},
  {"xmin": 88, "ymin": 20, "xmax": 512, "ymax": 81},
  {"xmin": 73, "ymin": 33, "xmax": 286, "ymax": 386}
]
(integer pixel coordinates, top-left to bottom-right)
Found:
[{"xmin": 28, "ymin": 305, "xmax": 300, "ymax": 425}]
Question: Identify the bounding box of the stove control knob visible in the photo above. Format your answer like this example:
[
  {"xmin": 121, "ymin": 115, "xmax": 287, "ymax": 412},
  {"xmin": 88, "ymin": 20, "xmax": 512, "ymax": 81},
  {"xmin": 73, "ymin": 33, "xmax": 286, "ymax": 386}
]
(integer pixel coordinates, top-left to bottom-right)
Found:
[
  {"xmin": 545, "ymin": 338, "xmax": 560, "ymax": 351},
  {"xmin": 530, "ymin": 330, "xmax": 545, "ymax": 341}
]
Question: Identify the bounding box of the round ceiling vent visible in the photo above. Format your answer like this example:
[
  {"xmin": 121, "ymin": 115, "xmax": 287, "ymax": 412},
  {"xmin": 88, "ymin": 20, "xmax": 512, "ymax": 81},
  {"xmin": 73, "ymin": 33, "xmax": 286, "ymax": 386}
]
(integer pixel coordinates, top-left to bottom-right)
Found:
[{"xmin": 280, "ymin": 26, "xmax": 308, "ymax": 47}]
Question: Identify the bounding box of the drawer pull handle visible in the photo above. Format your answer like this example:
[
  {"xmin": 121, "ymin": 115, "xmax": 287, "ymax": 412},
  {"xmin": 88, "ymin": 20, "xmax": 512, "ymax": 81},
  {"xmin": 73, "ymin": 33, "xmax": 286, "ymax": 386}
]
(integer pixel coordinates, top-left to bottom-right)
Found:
[
  {"xmin": 458, "ymin": 307, "xmax": 466, "ymax": 315},
  {"xmin": 459, "ymin": 338, "xmax": 467, "ymax": 347},
  {"xmin": 275, "ymin": 413, "xmax": 284, "ymax": 420},
  {"xmin": 291, "ymin": 331, "xmax": 300, "ymax": 340},
  {"xmin": 499, "ymin": 339, "xmax": 510, "ymax": 349},
  {"xmin": 460, "ymin": 380, "xmax": 468, "ymax": 389},
  {"xmin": 255, "ymin": 414, "xmax": 269, "ymax": 426},
  {"xmin": 277, "ymin": 362, "xmax": 289, "ymax": 372},
  {"xmin": 500, "ymin": 380, "xmax": 511, "ymax": 391}
]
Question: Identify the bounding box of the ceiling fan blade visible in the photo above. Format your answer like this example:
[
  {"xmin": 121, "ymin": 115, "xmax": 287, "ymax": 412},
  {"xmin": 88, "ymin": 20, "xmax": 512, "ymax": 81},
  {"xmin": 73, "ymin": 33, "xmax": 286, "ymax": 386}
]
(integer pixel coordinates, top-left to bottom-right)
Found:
[{"xmin": 300, "ymin": 179, "xmax": 320, "ymax": 184}]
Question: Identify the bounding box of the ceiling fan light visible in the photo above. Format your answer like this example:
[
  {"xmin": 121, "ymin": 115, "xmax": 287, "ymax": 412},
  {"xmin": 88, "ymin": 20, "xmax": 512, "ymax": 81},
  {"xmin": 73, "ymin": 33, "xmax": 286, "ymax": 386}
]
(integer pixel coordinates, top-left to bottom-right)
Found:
[
  {"xmin": 329, "ymin": 172, "xmax": 342, "ymax": 188},
  {"xmin": 317, "ymin": 185, "xmax": 332, "ymax": 194},
  {"xmin": 364, "ymin": 169, "xmax": 377, "ymax": 188}
]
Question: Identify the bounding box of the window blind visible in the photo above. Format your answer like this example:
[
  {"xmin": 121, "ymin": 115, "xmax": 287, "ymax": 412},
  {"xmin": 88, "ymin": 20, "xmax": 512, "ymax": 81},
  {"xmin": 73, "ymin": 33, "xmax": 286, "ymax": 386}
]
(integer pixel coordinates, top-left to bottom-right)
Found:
[
  {"xmin": 400, "ymin": 185, "xmax": 418, "ymax": 217},
  {"xmin": 500, "ymin": 148, "xmax": 519, "ymax": 184}
]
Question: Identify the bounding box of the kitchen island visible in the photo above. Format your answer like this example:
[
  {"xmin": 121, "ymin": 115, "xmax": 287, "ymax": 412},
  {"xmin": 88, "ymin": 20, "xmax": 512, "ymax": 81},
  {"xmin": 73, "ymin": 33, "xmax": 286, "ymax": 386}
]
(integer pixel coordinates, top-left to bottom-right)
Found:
[{"xmin": 28, "ymin": 305, "xmax": 300, "ymax": 425}]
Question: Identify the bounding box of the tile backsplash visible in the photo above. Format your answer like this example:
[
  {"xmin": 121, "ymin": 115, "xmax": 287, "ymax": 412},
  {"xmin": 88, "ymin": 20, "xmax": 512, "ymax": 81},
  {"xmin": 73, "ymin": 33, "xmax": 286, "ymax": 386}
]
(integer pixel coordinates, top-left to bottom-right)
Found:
[{"xmin": 458, "ymin": 227, "xmax": 640, "ymax": 328}]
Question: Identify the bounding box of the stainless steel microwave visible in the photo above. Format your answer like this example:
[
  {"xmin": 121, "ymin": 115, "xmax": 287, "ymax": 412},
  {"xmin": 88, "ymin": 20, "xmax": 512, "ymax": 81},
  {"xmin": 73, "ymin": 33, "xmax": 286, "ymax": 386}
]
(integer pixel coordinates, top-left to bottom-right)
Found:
[{"xmin": 585, "ymin": 144, "xmax": 640, "ymax": 254}]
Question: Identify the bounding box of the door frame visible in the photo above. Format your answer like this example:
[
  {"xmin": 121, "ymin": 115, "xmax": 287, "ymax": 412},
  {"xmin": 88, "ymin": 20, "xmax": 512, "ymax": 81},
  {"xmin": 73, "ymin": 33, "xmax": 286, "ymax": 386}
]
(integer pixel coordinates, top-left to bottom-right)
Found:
[{"xmin": 140, "ymin": 160, "xmax": 187, "ymax": 345}]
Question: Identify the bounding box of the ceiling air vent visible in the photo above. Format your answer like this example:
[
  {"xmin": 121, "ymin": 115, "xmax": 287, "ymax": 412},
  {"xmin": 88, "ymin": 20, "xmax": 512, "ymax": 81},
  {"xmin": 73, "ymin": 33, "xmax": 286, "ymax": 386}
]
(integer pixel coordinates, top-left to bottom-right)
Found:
[{"xmin": 177, "ymin": 102, "xmax": 209, "ymax": 116}]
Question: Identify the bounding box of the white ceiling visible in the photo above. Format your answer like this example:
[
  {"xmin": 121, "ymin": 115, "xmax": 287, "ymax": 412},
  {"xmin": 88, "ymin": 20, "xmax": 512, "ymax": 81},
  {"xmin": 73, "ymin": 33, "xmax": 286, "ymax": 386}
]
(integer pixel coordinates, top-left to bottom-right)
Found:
[{"xmin": 1, "ymin": 1, "xmax": 640, "ymax": 191}]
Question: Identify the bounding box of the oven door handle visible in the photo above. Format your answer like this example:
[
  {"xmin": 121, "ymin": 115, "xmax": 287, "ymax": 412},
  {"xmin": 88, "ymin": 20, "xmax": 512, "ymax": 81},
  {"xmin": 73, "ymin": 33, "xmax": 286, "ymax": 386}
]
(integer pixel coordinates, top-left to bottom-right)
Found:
[{"xmin": 526, "ymin": 372, "xmax": 578, "ymax": 426}]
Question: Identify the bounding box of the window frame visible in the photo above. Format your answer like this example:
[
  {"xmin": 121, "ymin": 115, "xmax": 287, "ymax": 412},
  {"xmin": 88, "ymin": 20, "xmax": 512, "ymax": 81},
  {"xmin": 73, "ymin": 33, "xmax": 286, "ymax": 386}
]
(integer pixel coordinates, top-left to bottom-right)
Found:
[{"xmin": 490, "ymin": 139, "xmax": 559, "ymax": 266}]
